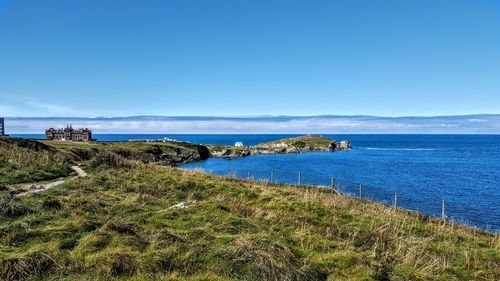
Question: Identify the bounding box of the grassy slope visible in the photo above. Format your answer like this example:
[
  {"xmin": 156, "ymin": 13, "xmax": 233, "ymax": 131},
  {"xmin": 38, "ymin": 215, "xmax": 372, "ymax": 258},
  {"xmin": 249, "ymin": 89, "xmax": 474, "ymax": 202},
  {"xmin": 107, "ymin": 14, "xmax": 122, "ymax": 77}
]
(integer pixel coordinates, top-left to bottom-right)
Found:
[
  {"xmin": 0, "ymin": 137, "xmax": 208, "ymax": 185},
  {"xmin": 0, "ymin": 139, "xmax": 499, "ymax": 280},
  {"xmin": 43, "ymin": 140, "xmax": 209, "ymax": 164},
  {"xmin": 0, "ymin": 137, "xmax": 73, "ymax": 185}
]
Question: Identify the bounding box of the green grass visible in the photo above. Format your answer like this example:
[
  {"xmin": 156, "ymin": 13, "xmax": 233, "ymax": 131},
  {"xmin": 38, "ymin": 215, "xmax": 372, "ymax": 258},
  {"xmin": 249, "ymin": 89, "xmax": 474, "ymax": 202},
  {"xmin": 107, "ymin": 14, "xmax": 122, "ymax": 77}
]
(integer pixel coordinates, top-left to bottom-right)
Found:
[
  {"xmin": 0, "ymin": 137, "xmax": 208, "ymax": 185},
  {"xmin": 0, "ymin": 138, "xmax": 499, "ymax": 280},
  {"xmin": 259, "ymin": 135, "xmax": 334, "ymax": 148},
  {"xmin": 0, "ymin": 137, "xmax": 73, "ymax": 185},
  {"xmin": 42, "ymin": 139, "xmax": 209, "ymax": 165}
]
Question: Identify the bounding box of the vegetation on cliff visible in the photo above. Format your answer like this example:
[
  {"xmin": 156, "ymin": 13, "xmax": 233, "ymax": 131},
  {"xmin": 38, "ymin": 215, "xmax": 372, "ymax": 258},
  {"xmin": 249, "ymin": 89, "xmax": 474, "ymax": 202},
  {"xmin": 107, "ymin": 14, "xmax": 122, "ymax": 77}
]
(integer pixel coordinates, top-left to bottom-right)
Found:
[
  {"xmin": 0, "ymin": 137, "xmax": 499, "ymax": 280},
  {"xmin": 44, "ymin": 139, "xmax": 210, "ymax": 166}
]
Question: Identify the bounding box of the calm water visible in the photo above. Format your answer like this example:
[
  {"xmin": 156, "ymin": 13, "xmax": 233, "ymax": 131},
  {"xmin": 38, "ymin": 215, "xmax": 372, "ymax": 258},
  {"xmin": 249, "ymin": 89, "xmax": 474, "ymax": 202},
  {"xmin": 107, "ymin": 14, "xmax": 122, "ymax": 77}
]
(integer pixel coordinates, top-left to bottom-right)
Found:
[{"xmin": 13, "ymin": 134, "xmax": 500, "ymax": 231}]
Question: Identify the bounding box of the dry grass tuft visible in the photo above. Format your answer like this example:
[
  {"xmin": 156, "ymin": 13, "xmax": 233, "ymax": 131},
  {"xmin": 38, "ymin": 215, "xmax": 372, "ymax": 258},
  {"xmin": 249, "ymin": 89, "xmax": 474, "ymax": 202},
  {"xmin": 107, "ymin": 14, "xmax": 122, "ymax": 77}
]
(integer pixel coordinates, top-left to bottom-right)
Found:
[
  {"xmin": 0, "ymin": 194, "xmax": 32, "ymax": 218},
  {"xmin": 101, "ymin": 218, "xmax": 137, "ymax": 235},
  {"xmin": 0, "ymin": 251, "xmax": 55, "ymax": 280}
]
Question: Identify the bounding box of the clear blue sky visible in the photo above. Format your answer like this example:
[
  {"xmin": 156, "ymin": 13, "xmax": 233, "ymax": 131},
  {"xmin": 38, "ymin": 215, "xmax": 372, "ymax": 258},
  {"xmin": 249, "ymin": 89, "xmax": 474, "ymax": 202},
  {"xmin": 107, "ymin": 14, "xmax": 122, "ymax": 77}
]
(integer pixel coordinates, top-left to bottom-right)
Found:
[{"xmin": 1, "ymin": 0, "xmax": 499, "ymax": 117}]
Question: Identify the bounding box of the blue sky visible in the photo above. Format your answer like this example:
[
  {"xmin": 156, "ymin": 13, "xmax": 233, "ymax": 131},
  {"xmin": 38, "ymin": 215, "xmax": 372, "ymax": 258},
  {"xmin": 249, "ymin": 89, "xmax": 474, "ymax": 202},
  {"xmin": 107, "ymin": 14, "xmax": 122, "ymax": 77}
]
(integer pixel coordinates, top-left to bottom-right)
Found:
[{"xmin": 1, "ymin": 0, "xmax": 499, "ymax": 118}]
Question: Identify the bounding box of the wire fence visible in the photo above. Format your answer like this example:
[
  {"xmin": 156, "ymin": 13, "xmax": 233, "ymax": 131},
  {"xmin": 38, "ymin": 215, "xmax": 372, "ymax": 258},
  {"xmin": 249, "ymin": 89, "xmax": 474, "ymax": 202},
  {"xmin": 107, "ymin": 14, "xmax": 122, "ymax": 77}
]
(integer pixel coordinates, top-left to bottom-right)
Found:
[{"xmin": 210, "ymin": 168, "xmax": 472, "ymax": 227}]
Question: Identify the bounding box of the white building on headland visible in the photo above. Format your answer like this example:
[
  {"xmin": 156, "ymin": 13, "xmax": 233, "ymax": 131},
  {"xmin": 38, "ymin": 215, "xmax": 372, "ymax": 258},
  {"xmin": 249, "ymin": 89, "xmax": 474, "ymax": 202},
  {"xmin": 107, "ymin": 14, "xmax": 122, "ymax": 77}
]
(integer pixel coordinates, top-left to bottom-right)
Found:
[{"xmin": 234, "ymin": 141, "xmax": 244, "ymax": 147}]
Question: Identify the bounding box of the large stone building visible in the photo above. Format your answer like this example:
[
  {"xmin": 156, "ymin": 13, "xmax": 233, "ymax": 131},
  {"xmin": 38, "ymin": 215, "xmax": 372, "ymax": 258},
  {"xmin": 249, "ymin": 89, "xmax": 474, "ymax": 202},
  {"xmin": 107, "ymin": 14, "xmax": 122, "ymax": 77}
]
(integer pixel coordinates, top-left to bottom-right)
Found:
[
  {"xmin": 0, "ymin": 118, "xmax": 4, "ymax": 136},
  {"xmin": 46, "ymin": 125, "xmax": 92, "ymax": 141}
]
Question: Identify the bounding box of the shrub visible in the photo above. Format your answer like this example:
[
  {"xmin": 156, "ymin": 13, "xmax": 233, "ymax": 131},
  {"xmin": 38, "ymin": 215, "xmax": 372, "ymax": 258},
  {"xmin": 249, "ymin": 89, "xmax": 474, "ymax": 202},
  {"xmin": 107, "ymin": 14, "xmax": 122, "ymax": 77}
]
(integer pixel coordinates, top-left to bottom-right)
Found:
[{"xmin": 293, "ymin": 141, "xmax": 307, "ymax": 149}]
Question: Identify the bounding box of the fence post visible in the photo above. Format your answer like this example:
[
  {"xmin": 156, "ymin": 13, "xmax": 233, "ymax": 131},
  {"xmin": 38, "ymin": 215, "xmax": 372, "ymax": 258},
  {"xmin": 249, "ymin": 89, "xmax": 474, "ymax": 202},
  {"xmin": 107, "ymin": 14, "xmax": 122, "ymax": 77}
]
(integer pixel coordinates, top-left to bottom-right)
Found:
[
  {"xmin": 331, "ymin": 177, "xmax": 335, "ymax": 193},
  {"xmin": 247, "ymin": 170, "xmax": 251, "ymax": 180},
  {"xmin": 441, "ymin": 200, "xmax": 446, "ymax": 221},
  {"xmin": 271, "ymin": 171, "xmax": 275, "ymax": 184},
  {"xmin": 359, "ymin": 184, "xmax": 362, "ymax": 199},
  {"xmin": 393, "ymin": 192, "xmax": 398, "ymax": 209},
  {"xmin": 298, "ymin": 172, "xmax": 301, "ymax": 185}
]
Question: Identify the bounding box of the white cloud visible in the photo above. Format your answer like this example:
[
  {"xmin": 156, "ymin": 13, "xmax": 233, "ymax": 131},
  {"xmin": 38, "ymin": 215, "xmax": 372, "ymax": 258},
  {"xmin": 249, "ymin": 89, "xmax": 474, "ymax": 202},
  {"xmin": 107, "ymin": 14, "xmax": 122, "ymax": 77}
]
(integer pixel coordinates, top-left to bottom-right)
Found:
[{"xmin": 3, "ymin": 115, "xmax": 500, "ymax": 134}]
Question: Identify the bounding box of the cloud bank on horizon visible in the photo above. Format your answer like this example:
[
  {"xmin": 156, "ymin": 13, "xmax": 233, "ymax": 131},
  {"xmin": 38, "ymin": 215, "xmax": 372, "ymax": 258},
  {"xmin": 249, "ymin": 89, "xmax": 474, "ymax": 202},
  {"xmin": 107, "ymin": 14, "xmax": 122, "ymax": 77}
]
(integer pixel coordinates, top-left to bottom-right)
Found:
[{"xmin": 4, "ymin": 115, "xmax": 500, "ymax": 134}]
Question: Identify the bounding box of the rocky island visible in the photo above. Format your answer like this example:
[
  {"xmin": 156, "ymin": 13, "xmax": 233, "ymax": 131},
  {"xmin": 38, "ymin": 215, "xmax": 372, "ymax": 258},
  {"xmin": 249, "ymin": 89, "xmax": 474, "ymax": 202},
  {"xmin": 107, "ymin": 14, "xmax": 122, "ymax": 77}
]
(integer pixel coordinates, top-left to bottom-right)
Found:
[{"xmin": 208, "ymin": 135, "xmax": 352, "ymax": 159}]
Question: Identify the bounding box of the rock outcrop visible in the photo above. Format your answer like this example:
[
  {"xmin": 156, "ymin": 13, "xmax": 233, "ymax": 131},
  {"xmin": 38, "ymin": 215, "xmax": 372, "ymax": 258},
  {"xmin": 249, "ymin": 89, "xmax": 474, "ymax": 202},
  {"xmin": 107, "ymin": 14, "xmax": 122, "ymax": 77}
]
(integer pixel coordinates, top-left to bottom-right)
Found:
[{"xmin": 147, "ymin": 144, "xmax": 210, "ymax": 165}]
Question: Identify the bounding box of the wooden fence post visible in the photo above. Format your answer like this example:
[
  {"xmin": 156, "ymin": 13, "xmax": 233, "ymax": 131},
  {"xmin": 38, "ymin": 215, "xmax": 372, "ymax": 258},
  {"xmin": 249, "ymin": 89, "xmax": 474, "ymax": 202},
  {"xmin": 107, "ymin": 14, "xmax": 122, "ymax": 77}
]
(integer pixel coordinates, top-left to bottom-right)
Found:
[
  {"xmin": 393, "ymin": 192, "xmax": 398, "ymax": 209},
  {"xmin": 331, "ymin": 177, "xmax": 335, "ymax": 193},
  {"xmin": 247, "ymin": 170, "xmax": 251, "ymax": 180},
  {"xmin": 359, "ymin": 184, "xmax": 362, "ymax": 199},
  {"xmin": 298, "ymin": 172, "xmax": 301, "ymax": 185},
  {"xmin": 441, "ymin": 200, "xmax": 446, "ymax": 221},
  {"xmin": 271, "ymin": 171, "xmax": 275, "ymax": 184}
]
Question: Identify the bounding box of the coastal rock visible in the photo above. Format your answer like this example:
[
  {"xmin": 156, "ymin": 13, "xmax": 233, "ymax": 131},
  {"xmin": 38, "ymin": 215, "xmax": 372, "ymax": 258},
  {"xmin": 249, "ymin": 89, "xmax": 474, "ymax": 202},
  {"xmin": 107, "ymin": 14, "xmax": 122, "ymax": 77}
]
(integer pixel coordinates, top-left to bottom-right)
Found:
[
  {"xmin": 143, "ymin": 143, "xmax": 210, "ymax": 165},
  {"xmin": 211, "ymin": 148, "xmax": 251, "ymax": 159},
  {"xmin": 336, "ymin": 140, "xmax": 353, "ymax": 150}
]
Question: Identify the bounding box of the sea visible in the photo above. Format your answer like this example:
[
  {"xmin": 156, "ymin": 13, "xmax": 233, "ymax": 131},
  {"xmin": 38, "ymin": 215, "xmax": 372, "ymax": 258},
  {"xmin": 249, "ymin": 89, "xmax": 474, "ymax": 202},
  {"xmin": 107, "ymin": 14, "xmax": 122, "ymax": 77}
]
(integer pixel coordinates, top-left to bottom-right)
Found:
[{"xmin": 12, "ymin": 134, "xmax": 500, "ymax": 232}]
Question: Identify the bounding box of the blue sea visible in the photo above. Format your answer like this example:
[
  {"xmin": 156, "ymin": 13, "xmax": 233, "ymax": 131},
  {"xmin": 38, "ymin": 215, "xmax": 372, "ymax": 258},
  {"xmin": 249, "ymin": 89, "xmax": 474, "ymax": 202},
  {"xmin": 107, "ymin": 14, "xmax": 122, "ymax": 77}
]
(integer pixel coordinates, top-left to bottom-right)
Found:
[{"xmin": 13, "ymin": 134, "xmax": 500, "ymax": 231}]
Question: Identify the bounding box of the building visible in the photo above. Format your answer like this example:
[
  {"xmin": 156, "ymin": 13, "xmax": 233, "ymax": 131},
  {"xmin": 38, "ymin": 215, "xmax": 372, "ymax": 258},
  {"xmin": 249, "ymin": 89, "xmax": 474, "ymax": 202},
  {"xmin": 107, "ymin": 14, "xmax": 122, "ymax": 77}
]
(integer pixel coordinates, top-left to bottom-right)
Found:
[
  {"xmin": 46, "ymin": 125, "xmax": 92, "ymax": 141},
  {"xmin": 234, "ymin": 141, "xmax": 244, "ymax": 147},
  {"xmin": 0, "ymin": 118, "xmax": 4, "ymax": 136}
]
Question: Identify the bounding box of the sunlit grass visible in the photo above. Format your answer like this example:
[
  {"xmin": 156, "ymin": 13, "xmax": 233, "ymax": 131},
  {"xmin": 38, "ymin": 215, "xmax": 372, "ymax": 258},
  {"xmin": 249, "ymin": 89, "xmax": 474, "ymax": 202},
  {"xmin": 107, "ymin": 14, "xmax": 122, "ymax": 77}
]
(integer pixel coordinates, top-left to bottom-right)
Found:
[{"xmin": 0, "ymin": 137, "xmax": 499, "ymax": 280}]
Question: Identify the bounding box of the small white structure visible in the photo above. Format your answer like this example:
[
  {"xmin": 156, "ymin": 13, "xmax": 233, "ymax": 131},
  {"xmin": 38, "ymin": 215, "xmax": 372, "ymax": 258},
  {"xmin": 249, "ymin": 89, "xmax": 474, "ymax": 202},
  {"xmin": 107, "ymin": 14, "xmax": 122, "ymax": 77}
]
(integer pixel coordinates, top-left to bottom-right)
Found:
[{"xmin": 234, "ymin": 141, "xmax": 244, "ymax": 147}]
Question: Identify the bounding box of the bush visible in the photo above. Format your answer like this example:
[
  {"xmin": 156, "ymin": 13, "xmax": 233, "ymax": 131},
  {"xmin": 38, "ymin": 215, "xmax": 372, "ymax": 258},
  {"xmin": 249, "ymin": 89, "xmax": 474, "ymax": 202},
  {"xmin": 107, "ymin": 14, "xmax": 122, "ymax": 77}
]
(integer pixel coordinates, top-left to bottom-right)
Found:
[{"xmin": 293, "ymin": 141, "xmax": 307, "ymax": 149}]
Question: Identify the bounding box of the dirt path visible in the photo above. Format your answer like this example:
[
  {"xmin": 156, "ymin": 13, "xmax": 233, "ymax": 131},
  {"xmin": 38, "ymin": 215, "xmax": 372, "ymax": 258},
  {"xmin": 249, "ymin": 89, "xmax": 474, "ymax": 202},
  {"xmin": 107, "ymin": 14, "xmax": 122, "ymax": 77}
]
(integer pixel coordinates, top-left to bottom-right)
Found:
[
  {"xmin": 71, "ymin": 165, "xmax": 87, "ymax": 177},
  {"xmin": 16, "ymin": 166, "xmax": 87, "ymax": 197}
]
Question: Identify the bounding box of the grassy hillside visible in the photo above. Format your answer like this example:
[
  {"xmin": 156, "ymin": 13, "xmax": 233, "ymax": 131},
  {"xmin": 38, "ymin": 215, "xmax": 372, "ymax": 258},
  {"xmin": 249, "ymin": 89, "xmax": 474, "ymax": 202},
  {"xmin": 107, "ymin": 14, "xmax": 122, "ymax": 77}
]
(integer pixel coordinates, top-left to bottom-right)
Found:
[
  {"xmin": 0, "ymin": 137, "xmax": 73, "ymax": 185},
  {"xmin": 43, "ymin": 140, "xmax": 210, "ymax": 165},
  {"xmin": 0, "ymin": 138, "xmax": 498, "ymax": 280},
  {"xmin": 0, "ymin": 137, "xmax": 209, "ymax": 185}
]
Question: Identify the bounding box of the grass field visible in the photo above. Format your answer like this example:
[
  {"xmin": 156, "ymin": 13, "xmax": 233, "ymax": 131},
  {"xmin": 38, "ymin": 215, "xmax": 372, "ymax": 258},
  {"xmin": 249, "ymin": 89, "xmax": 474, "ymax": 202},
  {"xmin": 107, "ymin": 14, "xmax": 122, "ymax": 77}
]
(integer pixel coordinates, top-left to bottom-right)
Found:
[
  {"xmin": 0, "ymin": 137, "xmax": 208, "ymax": 185},
  {"xmin": 0, "ymin": 137, "xmax": 499, "ymax": 280},
  {"xmin": 0, "ymin": 137, "xmax": 73, "ymax": 185}
]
